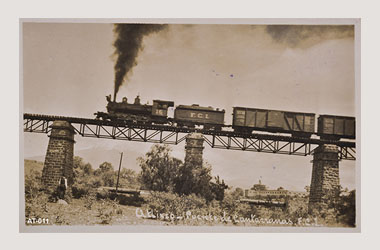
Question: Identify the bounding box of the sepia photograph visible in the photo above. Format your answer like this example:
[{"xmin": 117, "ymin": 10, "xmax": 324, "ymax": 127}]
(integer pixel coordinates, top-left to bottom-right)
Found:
[{"xmin": 20, "ymin": 19, "xmax": 359, "ymax": 232}]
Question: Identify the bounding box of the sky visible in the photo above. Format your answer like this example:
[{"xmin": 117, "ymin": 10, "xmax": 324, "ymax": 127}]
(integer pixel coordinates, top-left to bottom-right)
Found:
[{"xmin": 22, "ymin": 22, "xmax": 356, "ymax": 191}]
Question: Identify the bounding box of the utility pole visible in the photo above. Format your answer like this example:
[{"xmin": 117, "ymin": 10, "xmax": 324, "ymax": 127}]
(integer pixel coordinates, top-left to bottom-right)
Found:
[{"xmin": 116, "ymin": 152, "xmax": 123, "ymax": 194}]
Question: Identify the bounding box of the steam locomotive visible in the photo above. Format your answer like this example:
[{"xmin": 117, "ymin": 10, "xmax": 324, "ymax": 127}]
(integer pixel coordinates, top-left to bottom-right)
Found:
[
  {"xmin": 95, "ymin": 95, "xmax": 225, "ymax": 130},
  {"xmin": 95, "ymin": 95, "xmax": 355, "ymax": 140},
  {"xmin": 95, "ymin": 95, "xmax": 174, "ymax": 124}
]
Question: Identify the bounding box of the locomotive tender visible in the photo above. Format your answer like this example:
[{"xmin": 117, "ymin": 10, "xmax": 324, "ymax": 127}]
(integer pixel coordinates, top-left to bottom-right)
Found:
[
  {"xmin": 95, "ymin": 94, "xmax": 355, "ymax": 140},
  {"xmin": 174, "ymin": 104, "xmax": 225, "ymax": 130}
]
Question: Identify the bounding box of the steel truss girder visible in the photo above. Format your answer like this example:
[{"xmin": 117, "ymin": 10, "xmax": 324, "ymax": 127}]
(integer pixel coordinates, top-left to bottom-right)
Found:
[
  {"xmin": 24, "ymin": 119, "xmax": 52, "ymax": 134},
  {"xmin": 73, "ymin": 123, "xmax": 189, "ymax": 145},
  {"xmin": 202, "ymin": 135, "xmax": 314, "ymax": 156},
  {"xmin": 23, "ymin": 114, "xmax": 356, "ymax": 160},
  {"xmin": 202, "ymin": 135, "xmax": 355, "ymax": 160}
]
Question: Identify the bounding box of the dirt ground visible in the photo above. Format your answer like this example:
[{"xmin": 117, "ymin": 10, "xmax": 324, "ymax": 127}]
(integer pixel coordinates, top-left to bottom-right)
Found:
[{"xmin": 25, "ymin": 198, "xmax": 168, "ymax": 226}]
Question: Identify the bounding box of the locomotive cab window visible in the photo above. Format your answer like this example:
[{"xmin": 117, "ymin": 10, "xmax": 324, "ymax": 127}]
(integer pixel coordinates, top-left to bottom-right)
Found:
[{"xmin": 167, "ymin": 107, "xmax": 174, "ymax": 119}]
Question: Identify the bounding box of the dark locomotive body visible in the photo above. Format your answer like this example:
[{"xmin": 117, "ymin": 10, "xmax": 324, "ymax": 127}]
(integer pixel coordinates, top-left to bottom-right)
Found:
[
  {"xmin": 317, "ymin": 115, "xmax": 355, "ymax": 140},
  {"xmin": 174, "ymin": 104, "xmax": 225, "ymax": 130},
  {"xmin": 232, "ymin": 107, "xmax": 315, "ymax": 137},
  {"xmin": 95, "ymin": 95, "xmax": 174, "ymax": 124}
]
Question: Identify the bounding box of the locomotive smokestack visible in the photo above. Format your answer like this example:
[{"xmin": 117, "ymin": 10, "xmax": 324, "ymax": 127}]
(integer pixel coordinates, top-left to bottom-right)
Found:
[{"xmin": 113, "ymin": 23, "xmax": 167, "ymax": 101}]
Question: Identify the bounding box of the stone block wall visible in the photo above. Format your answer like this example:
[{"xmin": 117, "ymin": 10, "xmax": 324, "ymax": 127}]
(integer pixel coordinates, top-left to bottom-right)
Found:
[
  {"xmin": 308, "ymin": 144, "xmax": 340, "ymax": 212},
  {"xmin": 184, "ymin": 133, "xmax": 204, "ymax": 167},
  {"xmin": 41, "ymin": 121, "xmax": 75, "ymax": 192}
]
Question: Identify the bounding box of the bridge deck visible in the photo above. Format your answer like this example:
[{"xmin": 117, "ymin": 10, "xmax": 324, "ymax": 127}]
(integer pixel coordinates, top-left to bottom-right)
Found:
[{"xmin": 23, "ymin": 113, "xmax": 356, "ymax": 160}]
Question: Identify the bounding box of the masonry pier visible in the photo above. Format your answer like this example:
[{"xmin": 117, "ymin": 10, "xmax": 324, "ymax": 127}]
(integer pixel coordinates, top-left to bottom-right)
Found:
[
  {"xmin": 184, "ymin": 133, "xmax": 204, "ymax": 167},
  {"xmin": 41, "ymin": 121, "xmax": 75, "ymax": 193},
  {"xmin": 308, "ymin": 144, "xmax": 340, "ymax": 213}
]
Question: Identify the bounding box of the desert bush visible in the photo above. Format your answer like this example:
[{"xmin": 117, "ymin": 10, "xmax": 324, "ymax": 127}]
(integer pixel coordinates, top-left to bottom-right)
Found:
[
  {"xmin": 25, "ymin": 168, "xmax": 43, "ymax": 199},
  {"xmin": 175, "ymin": 161, "xmax": 228, "ymax": 202},
  {"xmin": 24, "ymin": 167, "xmax": 50, "ymax": 219},
  {"xmin": 143, "ymin": 191, "xmax": 286, "ymax": 225},
  {"xmin": 285, "ymin": 197, "xmax": 309, "ymax": 222},
  {"xmin": 306, "ymin": 189, "xmax": 356, "ymax": 227},
  {"xmin": 336, "ymin": 190, "xmax": 355, "ymax": 227},
  {"xmin": 52, "ymin": 205, "xmax": 70, "ymax": 225},
  {"xmin": 97, "ymin": 198, "xmax": 120, "ymax": 224},
  {"xmin": 25, "ymin": 192, "xmax": 50, "ymax": 219},
  {"xmin": 145, "ymin": 191, "xmax": 207, "ymax": 216},
  {"xmin": 72, "ymin": 162, "xmax": 103, "ymax": 199},
  {"xmin": 72, "ymin": 181, "xmax": 94, "ymax": 199},
  {"xmin": 72, "ymin": 184, "xmax": 88, "ymax": 199},
  {"xmin": 83, "ymin": 192, "xmax": 97, "ymax": 210}
]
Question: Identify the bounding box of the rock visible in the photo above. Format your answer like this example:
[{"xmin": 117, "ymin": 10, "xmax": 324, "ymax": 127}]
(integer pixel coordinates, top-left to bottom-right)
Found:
[{"xmin": 57, "ymin": 199, "xmax": 68, "ymax": 205}]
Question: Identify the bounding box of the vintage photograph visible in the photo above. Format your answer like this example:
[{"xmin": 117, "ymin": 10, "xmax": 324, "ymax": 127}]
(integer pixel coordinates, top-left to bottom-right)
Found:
[{"xmin": 21, "ymin": 19, "xmax": 359, "ymax": 232}]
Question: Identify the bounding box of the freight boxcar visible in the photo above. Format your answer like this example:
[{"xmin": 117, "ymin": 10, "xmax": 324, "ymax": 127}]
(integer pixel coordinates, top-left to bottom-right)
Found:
[
  {"xmin": 317, "ymin": 115, "xmax": 355, "ymax": 140},
  {"xmin": 174, "ymin": 104, "xmax": 225, "ymax": 130},
  {"xmin": 232, "ymin": 107, "xmax": 315, "ymax": 137}
]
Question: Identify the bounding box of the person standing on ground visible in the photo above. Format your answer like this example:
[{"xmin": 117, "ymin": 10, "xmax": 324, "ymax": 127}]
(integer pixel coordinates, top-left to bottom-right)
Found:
[{"xmin": 57, "ymin": 176, "xmax": 67, "ymax": 200}]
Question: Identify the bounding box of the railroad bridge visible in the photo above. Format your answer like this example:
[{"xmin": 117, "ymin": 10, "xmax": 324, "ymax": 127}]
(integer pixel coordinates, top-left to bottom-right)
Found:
[{"xmin": 23, "ymin": 113, "xmax": 356, "ymax": 213}]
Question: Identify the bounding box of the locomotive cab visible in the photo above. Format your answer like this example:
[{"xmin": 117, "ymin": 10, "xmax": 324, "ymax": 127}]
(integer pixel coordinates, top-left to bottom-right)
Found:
[{"xmin": 152, "ymin": 100, "xmax": 174, "ymax": 117}]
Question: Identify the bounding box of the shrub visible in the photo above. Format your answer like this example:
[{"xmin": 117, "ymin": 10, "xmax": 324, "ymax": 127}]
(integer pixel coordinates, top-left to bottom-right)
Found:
[
  {"xmin": 97, "ymin": 199, "xmax": 120, "ymax": 224},
  {"xmin": 336, "ymin": 190, "xmax": 355, "ymax": 227},
  {"xmin": 52, "ymin": 205, "xmax": 70, "ymax": 225},
  {"xmin": 72, "ymin": 182, "xmax": 91, "ymax": 199},
  {"xmin": 25, "ymin": 191, "xmax": 50, "ymax": 219},
  {"xmin": 145, "ymin": 191, "xmax": 207, "ymax": 216},
  {"xmin": 24, "ymin": 167, "xmax": 50, "ymax": 220},
  {"xmin": 83, "ymin": 192, "xmax": 97, "ymax": 210},
  {"xmin": 25, "ymin": 168, "xmax": 43, "ymax": 199}
]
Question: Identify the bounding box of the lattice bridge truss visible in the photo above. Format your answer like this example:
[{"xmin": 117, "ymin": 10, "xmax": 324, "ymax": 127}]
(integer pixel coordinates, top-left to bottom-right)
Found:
[{"xmin": 23, "ymin": 113, "xmax": 356, "ymax": 160}]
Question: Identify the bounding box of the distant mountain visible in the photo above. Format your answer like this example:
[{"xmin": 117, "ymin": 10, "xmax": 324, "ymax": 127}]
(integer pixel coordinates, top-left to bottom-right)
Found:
[
  {"xmin": 25, "ymin": 146, "xmax": 145, "ymax": 172},
  {"xmin": 74, "ymin": 146, "xmax": 144, "ymax": 171},
  {"xmin": 26, "ymin": 155, "xmax": 45, "ymax": 162}
]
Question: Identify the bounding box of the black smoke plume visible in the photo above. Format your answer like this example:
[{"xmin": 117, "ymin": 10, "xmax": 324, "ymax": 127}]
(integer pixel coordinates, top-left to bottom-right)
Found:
[
  {"xmin": 113, "ymin": 23, "xmax": 167, "ymax": 101},
  {"xmin": 266, "ymin": 25, "xmax": 354, "ymax": 47}
]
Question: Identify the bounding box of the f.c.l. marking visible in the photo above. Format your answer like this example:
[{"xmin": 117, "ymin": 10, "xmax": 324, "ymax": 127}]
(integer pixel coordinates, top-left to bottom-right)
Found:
[{"xmin": 190, "ymin": 112, "xmax": 209, "ymax": 119}]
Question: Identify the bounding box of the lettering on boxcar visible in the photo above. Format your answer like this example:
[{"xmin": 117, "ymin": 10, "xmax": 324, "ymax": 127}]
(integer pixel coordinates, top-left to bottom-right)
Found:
[{"xmin": 190, "ymin": 112, "xmax": 210, "ymax": 119}]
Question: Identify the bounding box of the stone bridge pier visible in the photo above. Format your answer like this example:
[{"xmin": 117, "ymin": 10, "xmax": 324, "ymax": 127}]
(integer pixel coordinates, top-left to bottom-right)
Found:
[
  {"xmin": 308, "ymin": 144, "xmax": 340, "ymax": 214},
  {"xmin": 41, "ymin": 120, "xmax": 75, "ymax": 193},
  {"xmin": 184, "ymin": 133, "xmax": 204, "ymax": 167}
]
